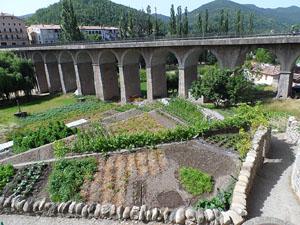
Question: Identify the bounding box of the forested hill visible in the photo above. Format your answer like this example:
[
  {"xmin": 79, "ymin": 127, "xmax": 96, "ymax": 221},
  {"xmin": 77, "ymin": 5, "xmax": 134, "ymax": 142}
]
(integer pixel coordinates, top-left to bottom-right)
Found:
[
  {"xmin": 188, "ymin": 0, "xmax": 300, "ymax": 33},
  {"xmin": 26, "ymin": 0, "xmax": 164, "ymax": 28}
]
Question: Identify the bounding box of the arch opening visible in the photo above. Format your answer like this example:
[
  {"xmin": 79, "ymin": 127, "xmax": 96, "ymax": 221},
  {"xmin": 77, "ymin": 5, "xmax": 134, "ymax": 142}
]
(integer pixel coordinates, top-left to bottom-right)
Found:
[
  {"xmin": 32, "ymin": 52, "xmax": 48, "ymax": 94},
  {"xmin": 59, "ymin": 51, "xmax": 77, "ymax": 93},
  {"xmin": 45, "ymin": 52, "xmax": 62, "ymax": 93},
  {"xmin": 76, "ymin": 51, "xmax": 95, "ymax": 96},
  {"xmin": 98, "ymin": 50, "xmax": 120, "ymax": 101}
]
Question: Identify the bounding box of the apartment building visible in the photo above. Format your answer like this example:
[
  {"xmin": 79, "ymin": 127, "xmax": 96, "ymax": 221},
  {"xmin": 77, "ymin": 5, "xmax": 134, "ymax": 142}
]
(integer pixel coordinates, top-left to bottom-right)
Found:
[
  {"xmin": 0, "ymin": 13, "xmax": 29, "ymax": 46},
  {"xmin": 27, "ymin": 24, "xmax": 119, "ymax": 44}
]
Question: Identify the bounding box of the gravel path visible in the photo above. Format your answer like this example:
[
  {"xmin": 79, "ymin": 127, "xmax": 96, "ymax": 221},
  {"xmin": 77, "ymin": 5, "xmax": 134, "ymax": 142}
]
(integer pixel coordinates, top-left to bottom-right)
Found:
[
  {"xmin": 0, "ymin": 215, "xmax": 164, "ymax": 225},
  {"xmin": 247, "ymin": 134, "xmax": 300, "ymax": 224}
]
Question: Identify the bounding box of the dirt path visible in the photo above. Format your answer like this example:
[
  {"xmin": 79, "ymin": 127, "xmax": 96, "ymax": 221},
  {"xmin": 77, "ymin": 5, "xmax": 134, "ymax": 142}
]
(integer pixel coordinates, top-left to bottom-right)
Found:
[{"xmin": 247, "ymin": 134, "xmax": 300, "ymax": 224}]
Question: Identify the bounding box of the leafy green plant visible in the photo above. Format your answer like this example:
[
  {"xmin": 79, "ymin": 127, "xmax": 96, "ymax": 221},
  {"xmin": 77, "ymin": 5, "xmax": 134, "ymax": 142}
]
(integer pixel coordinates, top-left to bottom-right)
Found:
[
  {"xmin": 179, "ymin": 167, "xmax": 213, "ymax": 196},
  {"xmin": 12, "ymin": 121, "xmax": 77, "ymax": 154},
  {"xmin": 114, "ymin": 104, "xmax": 137, "ymax": 112},
  {"xmin": 0, "ymin": 164, "xmax": 15, "ymax": 194},
  {"xmin": 48, "ymin": 158, "xmax": 97, "ymax": 202}
]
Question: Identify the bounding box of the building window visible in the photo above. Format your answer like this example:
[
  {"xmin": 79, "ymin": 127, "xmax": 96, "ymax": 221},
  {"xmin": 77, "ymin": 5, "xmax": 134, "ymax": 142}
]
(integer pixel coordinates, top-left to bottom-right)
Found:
[
  {"xmin": 22, "ymin": 42, "xmax": 25, "ymax": 45},
  {"xmin": 9, "ymin": 28, "xmax": 12, "ymax": 32},
  {"xmin": 3, "ymin": 28, "xmax": 6, "ymax": 32},
  {"xmin": 5, "ymin": 35, "xmax": 8, "ymax": 39},
  {"xmin": 2, "ymin": 23, "xmax": 4, "ymax": 25},
  {"xmin": 15, "ymin": 28, "xmax": 18, "ymax": 32},
  {"xmin": 0, "ymin": 35, "xmax": 2, "ymax": 40},
  {"xmin": 14, "ymin": 23, "xmax": 16, "ymax": 26},
  {"xmin": 20, "ymin": 28, "xmax": 23, "ymax": 32},
  {"xmin": 19, "ymin": 23, "xmax": 21, "ymax": 26},
  {"xmin": 11, "ymin": 34, "xmax": 14, "ymax": 39},
  {"xmin": 12, "ymin": 43, "xmax": 16, "ymax": 45},
  {"xmin": 8, "ymin": 23, "xmax": 10, "ymax": 26},
  {"xmin": 1, "ymin": 42, "xmax": 7, "ymax": 46}
]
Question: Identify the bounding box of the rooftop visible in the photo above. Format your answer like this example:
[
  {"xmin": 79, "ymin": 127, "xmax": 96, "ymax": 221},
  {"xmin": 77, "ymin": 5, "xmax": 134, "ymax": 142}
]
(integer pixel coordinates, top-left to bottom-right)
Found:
[{"xmin": 28, "ymin": 24, "xmax": 119, "ymax": 30}]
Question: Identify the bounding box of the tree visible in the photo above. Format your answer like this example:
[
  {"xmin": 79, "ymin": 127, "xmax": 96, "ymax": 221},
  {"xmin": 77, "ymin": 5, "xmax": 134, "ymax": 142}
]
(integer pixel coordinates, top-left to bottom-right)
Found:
[
  {"xmin": 177, "ymin": 6, "xmax": 182, "ymax": 36},
  {"xmin": 219, "ymin": 9, "xmax": 224, "ymax": 33},
  {"xmin": 241, "ymin": 13, "xmax": 245, "ymax": 34},
  {"xmin": 60, "ymin": 0, "xmax": 84, "ymax": 42},
  {"xmin": 119, "ymin": 11, "xmax": 128, "ymax": 38},
  {"xmin": 191, "ymin": 67, "xmax": 254, "ymax": 107},
  {"xmin": 183, "ymin": 7, "xmax": 189, "ymax": 35},
  {"xmin": 248, "ymin": 13, "xmax": 254, "ymax": 33},
  {"xmin": 204, "ymin": 9, "xmax": 209, "ymax": 35},
  {"xmin": 146, "ymin": 5, "xmax": 153, "ymax": 36},
  {"xmin": 235, "ymin": 9, "xmax": 241, "ymax": 34},
  {"xmin": 224, "ymin": 11, "xmax": 229, "ymax": 34},
  {"xmin": 197, "ymin": 12, "xmax": 203, "ymax": 35},
  {"xmin": 169, "ymin": 4, "xmax": 176, "ymax": 35},
  {"xmin": 254, "ymin": 48, "xmax": 272, "ymax": 64},
  {"xmin": 153, "ymin": 7, "xmax": 160, "ymax": 37},
  {"xmin": 128, "ymin": 11, "xmax": 135, "ymax": 38}
]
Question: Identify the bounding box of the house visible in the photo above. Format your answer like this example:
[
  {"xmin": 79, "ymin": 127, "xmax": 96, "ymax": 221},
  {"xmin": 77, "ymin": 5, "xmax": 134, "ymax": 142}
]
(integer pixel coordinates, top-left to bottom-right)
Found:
[
  {"xmin": 251, "ymin": 63, "xmax": 280, "ymax": 87},
  {"xmin": 27, "ymin": 24, "xmax": 120, "ymax": 44},
  {"xmin": 0, "ymin": 13, "xmax": 29, "ymax": 46}
]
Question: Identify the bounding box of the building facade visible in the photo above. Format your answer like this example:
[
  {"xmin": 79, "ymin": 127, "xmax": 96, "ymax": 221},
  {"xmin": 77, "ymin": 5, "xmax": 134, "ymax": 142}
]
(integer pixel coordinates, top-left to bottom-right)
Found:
[
  {"xmin": 0, "ymin": 13, "xmax": 29, "ymax": 46},
  {"xmin": 27, "ymin": 24, "xmax": 119, "ymax": 44}
]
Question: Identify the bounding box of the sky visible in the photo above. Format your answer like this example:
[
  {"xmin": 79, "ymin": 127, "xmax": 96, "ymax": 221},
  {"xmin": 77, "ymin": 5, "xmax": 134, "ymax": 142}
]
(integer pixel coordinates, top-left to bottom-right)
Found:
[{"xmin": 2, "ymin": 0, "xmax": 300, "ymax": 17}]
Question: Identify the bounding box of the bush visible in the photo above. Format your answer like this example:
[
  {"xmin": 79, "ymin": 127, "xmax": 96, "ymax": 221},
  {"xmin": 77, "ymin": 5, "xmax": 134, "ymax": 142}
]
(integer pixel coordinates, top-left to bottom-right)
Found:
[
  {"xmin": 179, "ymin": 167, "xmax": 213, "ymax": 196},
  {"xmin": 48, "ymin": 158, "xmax": 98, "ymax": 202},
  {"xmin": 191, "ymin": 67, "xmax": 254, "ymax": 108},
  {"xmin": 13, "ymin": 121, "xmax": 77, "ymax": 154},
  {"xmin": 0, "ymin": 164, "xmax": 15, "ymax": 194}
]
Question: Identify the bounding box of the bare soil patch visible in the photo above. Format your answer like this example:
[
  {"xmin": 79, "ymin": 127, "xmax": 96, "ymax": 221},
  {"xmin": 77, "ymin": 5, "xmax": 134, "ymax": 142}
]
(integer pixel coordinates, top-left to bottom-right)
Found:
[{"xmin": 81, "ymin": 140, "xmax": 239, "ymax": 209}]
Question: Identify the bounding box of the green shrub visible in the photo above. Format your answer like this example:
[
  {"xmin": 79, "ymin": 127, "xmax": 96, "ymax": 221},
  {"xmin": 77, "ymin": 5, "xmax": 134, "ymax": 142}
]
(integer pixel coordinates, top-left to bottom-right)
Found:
[
  {"xmin": 48, "ymin": 158, "xmax": 98, "ymax": 202},
  {"xmin": 12, "ymin": 121, "xmax": 77, "ymax": 154},
  {"xmin": 139, "ymin": 69, "xmax": 147, "ymax": 82},
  {"xmin": 179, "ymin": 167, "xmax": 213, "ymax": 196},
  {"xmin": 0, "ymin": 164, "xmax": 15, "ymax": 194}
]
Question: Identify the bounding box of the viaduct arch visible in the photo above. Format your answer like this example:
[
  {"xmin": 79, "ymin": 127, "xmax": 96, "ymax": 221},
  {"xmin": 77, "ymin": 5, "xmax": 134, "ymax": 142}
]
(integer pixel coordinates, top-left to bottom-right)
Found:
[{"xmin": 3, "ymin": 35, "xmax": 300, "ymax": 104}]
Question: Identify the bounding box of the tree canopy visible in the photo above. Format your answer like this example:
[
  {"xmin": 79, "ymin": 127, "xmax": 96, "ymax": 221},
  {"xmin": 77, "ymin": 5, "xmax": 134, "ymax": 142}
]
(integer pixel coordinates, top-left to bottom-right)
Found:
[{"xmin": 0, "ymin": 52, "xmax": 37, "ymax": 100}]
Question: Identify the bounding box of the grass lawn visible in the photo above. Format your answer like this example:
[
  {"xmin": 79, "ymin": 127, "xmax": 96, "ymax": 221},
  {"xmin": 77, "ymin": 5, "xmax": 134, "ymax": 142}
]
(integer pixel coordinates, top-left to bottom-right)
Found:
[{"xmin": 0, "ymin": 94, "xmax": 76, "ymax": 125}]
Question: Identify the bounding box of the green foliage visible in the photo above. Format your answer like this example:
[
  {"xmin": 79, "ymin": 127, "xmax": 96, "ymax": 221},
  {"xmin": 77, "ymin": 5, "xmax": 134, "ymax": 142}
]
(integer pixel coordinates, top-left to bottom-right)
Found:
[
  {"xmin": 169, "ymin": 4, "xmax": 177, "ymax": 35},
  {"xmin": 179, "ymin": 167, "xmax": 213, "ymax": 196},
  {"xmin": 191, "ymin": 67, "xmax": 254, "ymax": 107},
  {"xmin": 167, "ymin": 72, "xmax": 179, "ymax": 93},
  {"xmin": 254, "ymin": 48, "xmax": 272, "ymax": 64},
  {"xmin": 61, "ymin": 0, "xmax": 84, "ymax": 42},
  {"xmin": 139, "ymin": 69, "xmax": 147, "ymax": 83},
  {"xmin": 161, "ymin": 98, "xmax": 203, "ymax": 124},
  {"xmin": 48, "ymin": 158, "xmax": 97, "ymax": 202},
  {"xmin": 114, "ymin": 104, "xmax": 137, "ymax": 112},
  {"xmin": 10, "ymin": 163, "xmax": 46, "ymax": 198},
  {"xmin": 0, "ymin": 164, "xmax": 15, "ymax": 194},
  {"xmin": 12, "ymin": 121, "xmax": 77, "ymax": 154},
  {"xmin": 0, "ymin": 51, "xmax": 36, "ymax": 99},
  {"xmin": 195, "ymin": 188, "xmax": 233, "ymax": 211},
  {"xmin": 182, "ymin": 7, "xmax": 189, "ymax": 35}
]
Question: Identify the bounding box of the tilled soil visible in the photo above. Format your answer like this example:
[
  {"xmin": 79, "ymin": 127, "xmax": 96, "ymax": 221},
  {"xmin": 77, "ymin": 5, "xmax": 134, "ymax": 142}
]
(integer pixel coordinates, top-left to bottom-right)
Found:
[{"xmin": 81, "ymin": 140, "xmax": 239, "ymax": 209}]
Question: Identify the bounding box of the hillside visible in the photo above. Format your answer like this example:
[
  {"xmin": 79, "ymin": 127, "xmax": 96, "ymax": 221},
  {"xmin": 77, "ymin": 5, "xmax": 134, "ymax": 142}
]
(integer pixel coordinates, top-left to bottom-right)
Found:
[
  {"xmin": 188, "ymin": 0, "xmax": 300, "ymax": 33},
  {"xmin": 26, "ymin": 0, "xmax": 167, "ymax": 33}
]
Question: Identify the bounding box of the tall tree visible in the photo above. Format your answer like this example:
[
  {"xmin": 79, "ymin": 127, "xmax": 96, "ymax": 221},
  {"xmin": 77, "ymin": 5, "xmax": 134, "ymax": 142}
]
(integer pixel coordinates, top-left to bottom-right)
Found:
[
  {"xmin": 219, "ymin": 9, "xmax": 224, "ymax": 33},
  {"xmin": 248, "ymin": 13, "xmax": 254, "ymax": 33},
  {"xmin": 182, "ymin": 7, "xmax": 189, "ymax": 35},
  {"xmin": 169, "ymin": 4, "xmax": 176, "ymax": 35},
  {"xmin": 197, "ymin": 12, "xmax": 203, "ymax": 35},
  {"xmin": 153, "ymin": 7, "xmax": 160, "ymax": 37},
  {"xmin": 241, "ymin": 13, "xmax": 245, "ymax": 34},
  {"xmin": 176, "ymin": 6, "xmax": 182, "ymax": 36},
  {"xmin": 204, "ymin": 9, "xmax": 209, "ymax": 35},
  {"xmin": 60, "ymin": 0, "xmax": 84, "ymax": 42},
  {"xmin": 235, "ymin": 9, "xmax": 241, "ymax": 34},
  {"xmin": 119, "ymin": 11, "xmax": 128, "ymax": 39},
  {"xmin": 224, "ymin": 11, "xmax": 229, "ymax": 34},
  {"xmin": 128, "ymin": 11, "xmax": 135, "ymax": 38},
  {"xmin": 146, "ymin": 5, "xmax": 153, "ymax": 36}
]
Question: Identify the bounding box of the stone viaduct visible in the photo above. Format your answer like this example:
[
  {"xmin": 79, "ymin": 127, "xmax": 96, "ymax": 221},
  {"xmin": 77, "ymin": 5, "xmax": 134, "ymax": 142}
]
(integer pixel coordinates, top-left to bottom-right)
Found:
[{"xmin": 2, "ymin": 34, "xmax": 300, "ymax": 104}]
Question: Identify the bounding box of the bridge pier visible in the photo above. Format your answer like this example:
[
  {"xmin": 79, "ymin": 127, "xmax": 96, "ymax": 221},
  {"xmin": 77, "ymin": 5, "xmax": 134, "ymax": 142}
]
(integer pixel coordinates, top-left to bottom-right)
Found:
[
  {"xmin": 119, "ymin": 63, "xmax": 141, "ymax": 104},
  {"xmin": 146, "ymin": 64, "xmax": 168, "ymax": 101},
  {"xmin": 98, "ymin": 63, "xmax": 119, "ymax": 101},
  {"xmin": 34, "ymin": 61, "xmax": 49, "ymax": 93},
  {"xmin": 178, "ymin": 65, "xmax": 198, "ymax": 97},
  {"xmin": 58, "ymin": 62, "xmax": 77, "ymax": 94},
  {"xmin": 277, "ymin": 71, "xmax": 293, "ymax": 98}
]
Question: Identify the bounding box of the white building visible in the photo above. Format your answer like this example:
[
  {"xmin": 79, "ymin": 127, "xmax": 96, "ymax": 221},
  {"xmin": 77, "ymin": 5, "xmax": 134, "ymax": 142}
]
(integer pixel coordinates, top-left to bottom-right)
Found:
[{"xmin": 27, "ymin": 24, "xmax": 119, "ymax": 44}]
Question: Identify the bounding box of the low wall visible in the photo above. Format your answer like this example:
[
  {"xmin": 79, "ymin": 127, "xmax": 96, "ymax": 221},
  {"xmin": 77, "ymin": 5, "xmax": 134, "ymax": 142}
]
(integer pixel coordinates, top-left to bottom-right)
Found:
[
  {"xmin": 0, "ymin": 135, "xmax": 77, "ymax": 166},
  {"xmin": 286, "ymin": 116, "xmax": 300, "ymax": 201}
]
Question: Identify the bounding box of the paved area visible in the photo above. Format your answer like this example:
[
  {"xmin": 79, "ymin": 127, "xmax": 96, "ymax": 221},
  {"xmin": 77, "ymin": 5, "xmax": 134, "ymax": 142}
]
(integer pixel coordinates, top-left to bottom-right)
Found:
[{"xmin": 247, "ymin": 134, "xmax": 300, "ymax": 225}]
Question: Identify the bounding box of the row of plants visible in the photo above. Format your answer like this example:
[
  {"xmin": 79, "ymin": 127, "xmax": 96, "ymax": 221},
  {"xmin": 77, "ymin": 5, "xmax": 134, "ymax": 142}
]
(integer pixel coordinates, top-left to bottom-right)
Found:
[
  {"xmin": 0, "ymin": 164, "xmax": 15, "ymax": 195},
  {"xmin": 204, "ymin": 134, "xmax": 244, "ymax": 151},
  {"xmin": 12, "ymin": 121, "xmax": 77, "ymax": 154},
  {"xmin": 48, "ymin": 158, "xmax": 97, "ymax": 202},
  {"xmin": 54, "ymin": 103, "xmax": 269, "ymax": 159},
  {"xmin": 160, "ymin": 98, "xmax": 204, "ymax": 124},
  {"xmin": 9, "ymin": 163, "xmax": 47, "ymax": 199}
]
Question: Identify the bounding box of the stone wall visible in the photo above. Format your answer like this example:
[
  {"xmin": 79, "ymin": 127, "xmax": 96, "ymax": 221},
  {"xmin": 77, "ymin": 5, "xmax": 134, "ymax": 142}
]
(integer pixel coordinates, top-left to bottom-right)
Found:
[
  {"xmin": 0, "ymin": 127, "xmax": 271, "ymax": 225},
  {"xmin": 286, "ymin": 116, "xmax": 300, "ymax": 200}
]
